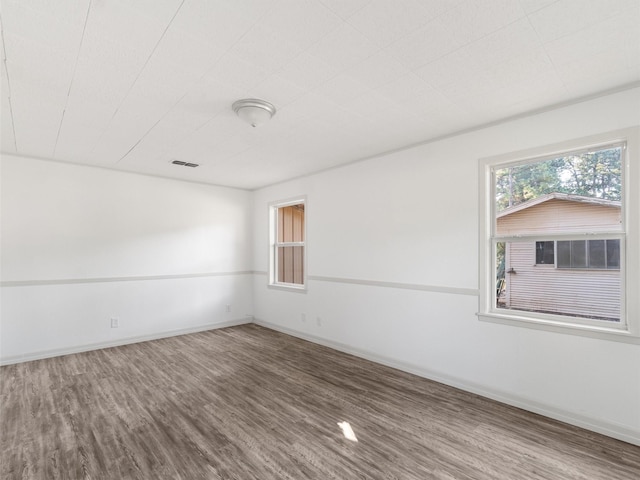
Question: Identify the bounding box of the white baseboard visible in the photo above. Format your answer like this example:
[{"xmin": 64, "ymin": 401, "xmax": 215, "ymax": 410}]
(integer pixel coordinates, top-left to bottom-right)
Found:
[
  {"xmin": 0, "ymin": 318, "xmax": 252, "ymax": 366},
  {"xmin": 253, "ymin": 318, "xmax": 640, "ymax": 447}
]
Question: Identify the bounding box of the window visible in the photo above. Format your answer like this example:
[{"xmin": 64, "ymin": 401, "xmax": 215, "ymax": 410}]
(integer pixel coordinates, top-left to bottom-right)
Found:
[
  {"xmin": 479, "ymin": 128, "xmax": 640, "ymax": 338},
  {"xmin": 535, "ymin": 240, "xmax": 620, "ymax": 269},
  {"xmin": 270, "ymin": 199, "xmax": 305, "ymax": 289},
  {"xmin": 535, "ymin": 241, "xmax": 554, "ymax": 265},
  {"xmin": 556, "ymin": 239, "xmax": 620, "ymax": 269}
]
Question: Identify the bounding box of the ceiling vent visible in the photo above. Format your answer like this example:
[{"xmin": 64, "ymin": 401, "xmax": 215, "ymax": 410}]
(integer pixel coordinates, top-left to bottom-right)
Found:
[{"xmin": 171, "ymin": 160, "xmax": 199, "ymax": 168}]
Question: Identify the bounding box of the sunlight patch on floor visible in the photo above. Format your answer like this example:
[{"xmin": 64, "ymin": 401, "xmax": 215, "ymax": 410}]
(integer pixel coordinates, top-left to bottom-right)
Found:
[{"xmin": 337, "ymin": 421, "xmax": 358, "ymax": 442}]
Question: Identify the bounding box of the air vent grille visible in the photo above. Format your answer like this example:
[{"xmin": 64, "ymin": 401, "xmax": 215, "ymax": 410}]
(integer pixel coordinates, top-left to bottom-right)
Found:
[{"xmin": 171, "ymin": 160, "xmax": 199, "ymax": 168}]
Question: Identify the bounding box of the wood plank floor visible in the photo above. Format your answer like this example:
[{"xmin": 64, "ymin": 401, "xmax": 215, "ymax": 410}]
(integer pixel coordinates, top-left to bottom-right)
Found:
[{"xmin": 1, "ymin": 324, "xmax": 639, "ymax": 479}]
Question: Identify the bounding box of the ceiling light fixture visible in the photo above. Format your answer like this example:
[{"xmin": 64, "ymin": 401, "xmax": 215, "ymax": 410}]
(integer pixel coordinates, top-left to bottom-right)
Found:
[{"xmin": 232, "ymin": 98, "xmax": 276, "ymax": 127}]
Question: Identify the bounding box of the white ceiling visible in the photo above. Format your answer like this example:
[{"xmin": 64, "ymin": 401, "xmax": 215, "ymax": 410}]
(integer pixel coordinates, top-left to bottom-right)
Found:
[{"xmin": 1, "ymin": 0, "xmax": 639, "ymax": 190}]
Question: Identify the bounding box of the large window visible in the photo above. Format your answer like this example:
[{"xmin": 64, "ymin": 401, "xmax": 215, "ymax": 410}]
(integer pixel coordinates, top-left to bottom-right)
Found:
[
  {"xmin": 270, "ymin": 199, "xmax": 305, "ymax": 289},
  {"xmin": 480, "ymin": 128, "xmax": 640, "ymax": 338}
]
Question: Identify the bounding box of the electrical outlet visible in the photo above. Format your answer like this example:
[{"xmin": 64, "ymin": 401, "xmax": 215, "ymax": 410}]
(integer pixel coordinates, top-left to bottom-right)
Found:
[
  {"xmin": 301, "ymin": 313, "xmax": 306, "ymax": 323},
  {"xmin": 110, "ymin": 317, "xmax": 119, "ymax": 328},
  {"xmin": 225, "ymin": 304, "xmax": 231, "ymax": 313},
  {"xmin": 316, "ymin": 316, "xmax": 322, "ymax": 327}
]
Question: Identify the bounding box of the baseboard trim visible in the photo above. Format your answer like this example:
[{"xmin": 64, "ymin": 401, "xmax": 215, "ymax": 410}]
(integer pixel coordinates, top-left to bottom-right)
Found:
[
  {"xmin": 253, "ymin": 318, "xmax": 640, "ymax": 447},
  {"xmin": 0, "ymin": 318, "xmax": 252, "ymax": 366}
]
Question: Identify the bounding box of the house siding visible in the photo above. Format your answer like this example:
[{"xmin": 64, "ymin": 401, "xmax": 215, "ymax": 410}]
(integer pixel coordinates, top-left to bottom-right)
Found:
[
  {"xmin": 497, "ymin": 199, "xmax": 621, "ymax": 235},
  {"xmin": 505, "ymin": 242, "xmax": 620, "ymax": 319},
  {"xmin": 498, "ymin": 199, "xmax": 621, "ymax": 320}
]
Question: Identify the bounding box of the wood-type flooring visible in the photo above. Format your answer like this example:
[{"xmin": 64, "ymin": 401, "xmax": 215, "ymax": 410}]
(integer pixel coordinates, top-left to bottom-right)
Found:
[{"xmin": 1, "ymin": 324, "xmax": 639, "ymax": 479}]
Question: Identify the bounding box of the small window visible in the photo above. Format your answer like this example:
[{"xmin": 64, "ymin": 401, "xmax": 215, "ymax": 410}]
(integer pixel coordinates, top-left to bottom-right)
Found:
[
  {"xmin": 535, "ymin": 241, "xmax": 555, "ymax": 265},
  {"xmin": 270, "ymin": 199, "xmax": 305, "ymax": 289}
]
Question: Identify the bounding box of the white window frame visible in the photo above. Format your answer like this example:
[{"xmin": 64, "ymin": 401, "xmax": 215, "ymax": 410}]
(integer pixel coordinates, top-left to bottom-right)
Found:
[
  {"xmin": 268, "ymin": 197, "xmax": 307, "ymax": 292},
  {"xmin": 478, "ymin": 128, "xmax": 640, "ymax": 342}
]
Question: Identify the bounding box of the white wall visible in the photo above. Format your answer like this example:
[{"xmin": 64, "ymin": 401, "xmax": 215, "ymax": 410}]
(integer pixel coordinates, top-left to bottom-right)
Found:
[
  {"xmin": 1, "ymin": 155, "xmax": 253, "ymax": 363},
  {"xmin": 252, "ymin": 87, "xmax": 640, "ymax": 445}
]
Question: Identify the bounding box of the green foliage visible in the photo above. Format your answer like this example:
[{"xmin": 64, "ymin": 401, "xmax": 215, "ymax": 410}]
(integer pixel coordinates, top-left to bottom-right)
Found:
[{"xmin": 495, "ymin": 147, "xmax": 621, "ymax": 211}]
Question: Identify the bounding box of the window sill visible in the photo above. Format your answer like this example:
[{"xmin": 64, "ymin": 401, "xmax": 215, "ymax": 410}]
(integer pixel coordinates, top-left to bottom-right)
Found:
[
  {"xmin": 477, "ymin": 311, "xmax": 640, "ymax": 344},
  {"xmin": 268, "ymin": 283, "xmax": 307, "ymax": 293}
]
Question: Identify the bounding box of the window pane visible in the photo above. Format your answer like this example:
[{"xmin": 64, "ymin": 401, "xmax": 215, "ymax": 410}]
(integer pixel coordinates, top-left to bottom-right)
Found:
[
  {"xmin": 277, "ymin": 246, "xmax": 304, "ymax": 284},
  {"xmin": 607, "ymin": 239, "xmax": 620, "ymax": 269},
  {"xmin": 278, "ymin": 204, "xmax": 304, "ymax": 243},
  {"xmin": 496, "ymin": 242, "xmax": 506, "ymax": 308},
  {"xmin": 535, "ymin": 241, "xmax": 554, "ymax": 265},
  {"xmin": 495, "ymin": 146, "xmax": 622, "ymax": 236},
  {"xmin": 588, "ymin": 240, "xmax": 606, "ymax": 268},
  {"xmin": 570, "ymin": 240, "xmax": 587, "ymax": 268},
  {"xmin": 557, "ymin": 241, "xmax": 571, "ymax": 268},
  {"xmin": 495, "ymin": 146, "xmax": 622, "ymax": 210},
  {"xmin": 497, "ymin": 241, "xmax": 620, "ymax": 321}
]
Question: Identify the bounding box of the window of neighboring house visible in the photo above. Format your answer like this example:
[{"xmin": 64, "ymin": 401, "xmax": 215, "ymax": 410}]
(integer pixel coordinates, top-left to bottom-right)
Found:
[
  {"xmin": 536, "ymin": 239, "xmax": 620, "ymax": 269},
  {"xmin": 269, "ymin": 199, "xmax": 306, "ymax": 289},
  {"xmin": 556, "ymin": 239, "xmax": 620, "ymax": 269},
  {"xmin": 535, "ymin": 241, "xmax": 555, "ymax": 265},
  {"xmin": 479, "ymin": 128, "xmax": 640, "ymax": 339}
]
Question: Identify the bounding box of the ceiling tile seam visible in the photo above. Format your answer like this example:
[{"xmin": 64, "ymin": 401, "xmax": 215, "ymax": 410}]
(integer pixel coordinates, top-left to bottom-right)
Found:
[
  {"xmin": 385, "ymin": 9, "xmax": 531, "ymax": 76},
  {"xmin": 300, "ymin": 65, "xmax": 375, "ymax": 113},
  {"xmin": 523, "ymin": 0, "xmax": 561, "ymax": 16},
  {"xmin": 343, "ymin": 0, "xmax": 458, "ymax": 51},
  {"xmin": 52, "ymin": 0, "xmax": 93, "ymax": 158},
  {"xmin": 333, "ymin": 12, "xmax": 536, "ymax": 118},
  {"xmin": 86, "ymin": 0, "xmax": 187, "ymax": 160},
  {"xmin": 412, "ymin": 17, "xmax": 542, "ymax": 106},
  {"xmin": 317, "ymin": 0, "xmax": 371, "ymax": 22},
  {"xmin": 251, "ymin": 81, "xmax": 640, "ymax": 191},
  {"xmin": 0, "ymin": 11, "xmax": 17, "ymax": 151},
  {"xmin": 116, "ymin": 0, "xmax": 284, "ymax": 166},
  {"xmin": 256, "ymin": 15, "xmax": 391, "ymax": 112},
  {"xmin": 523, "ymin": 9, "xmax": 568, "ymax": 94},
  {"xmin": 218, "ymin": 3, "xmax": 351, "ymax": 104},
  {"xmin": 537, "ymin": 3, "xmax": 635, "ymax": 46}
]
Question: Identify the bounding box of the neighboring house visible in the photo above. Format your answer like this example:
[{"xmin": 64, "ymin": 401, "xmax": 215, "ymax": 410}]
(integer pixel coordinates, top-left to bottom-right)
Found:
[{"xmin": 496, "ymin": 193, "xmax": 621, "ymax": 320}]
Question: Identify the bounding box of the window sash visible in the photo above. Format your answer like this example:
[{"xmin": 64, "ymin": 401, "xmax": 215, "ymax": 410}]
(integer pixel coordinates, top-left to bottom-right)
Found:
[
  {"xmin": 275, "ymin": 245, "xmax": 305, "ymax": 285},
  {"xmin": 491, "ymin": 236, "xmax": 626, "ymax": 327},
  {"xmin": 270, "ymin": 199, "xmax": 306, "ymax": 289},
  {"xmin": 489, "ymin": 140, "xmax": 626, "ymax": 173},
  {"xmin": 489, "ymin": 141, "xmax": 626, "ymax": 238}
]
